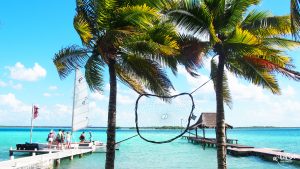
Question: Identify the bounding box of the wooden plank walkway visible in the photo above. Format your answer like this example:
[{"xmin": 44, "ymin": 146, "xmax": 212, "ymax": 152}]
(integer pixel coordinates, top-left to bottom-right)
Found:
[
  {"xmin": 0, "ymin": 148, "xmax": 95, "ymax": 169},
  {"xmin": 182, "ymin": 136, "xmax": 253, "ymax": 148},
  {"xmin": 183, "ymin": 135, "xmax": 300, "ymax": 165},
  {"xmin": 228, "ymin": 147, "xmax": 300, "ymax": 161}
]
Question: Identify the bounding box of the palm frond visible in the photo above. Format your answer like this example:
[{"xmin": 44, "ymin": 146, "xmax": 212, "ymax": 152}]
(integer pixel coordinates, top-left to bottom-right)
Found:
[
  {"xmin": 244, "ymin": 55, "xmax": 300, "ymax": 81},
  {"xmin": 178, "ymin": 36, "xmax": 209, "ymax": 76},
  {"xmin": 262, "ymin": 37, "xmax": 300, "ymax": 49},
  {"xmin": 115, "ymin": 65, "xmax": 145, "ymax": 94},
  {"xmin": 242, "ymin": 14, "xmax": 292, "ymax": 36},
  {"xmin": 53, "ymin": 45, "xmax": 90, "ymax": 79},
  {"xmin": 116, "ymin": 4, "xmax": 160, "ymax": 29},
  {"xmin": 223, "ymin": 0, "xmax": 260, "ymax": 31},
  {"xmin": 74, "ymin": 12, "xmax": 93, "ymax": 45},
  {"xmin": 227, "ymin": 58, "xmax": 280, "ymax": 94},
  {"xmin": 168, "ymin": 2, "xmax": 216, "ymax": 42},
  {"xmin": 84, "ymin": 54, "xmax": 105, "ymax": 92},
  {"xmin": 119, "ymin": 54, "xmax": 174, "ymax": 96}
]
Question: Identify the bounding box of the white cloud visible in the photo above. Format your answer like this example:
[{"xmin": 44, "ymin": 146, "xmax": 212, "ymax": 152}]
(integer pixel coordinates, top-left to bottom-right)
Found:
[
  {"xmin": 90, "ymin": 92, "xmax": 107, "ymax": 101},
  {"xmin": 6, "ymin": 62, "xmax": 47, "ymax": 81},
  {"xmin": 0, "ymin": 93, "xmax": 31, "ymax": 112},
  {"xmin": 0, "ymin": 80, "xmax": 7, "ymax": 87},
  {"xmin": 12, "ymin": 83, "xmax": 23, "ymax": 90},
  {"xmin": 49, "ymin": 85, "xmax": 58, "ymax": 90},
  {"xmin": 227, "ymin": 72, "xmax": 267, "ymax": 101},
  {"xmin": 43, "ymin": 93, "xmax": 51, "ymax": 97},
  {"xmin": 55, "ymin": 104, "xmax": 71, "ymax": 114}
]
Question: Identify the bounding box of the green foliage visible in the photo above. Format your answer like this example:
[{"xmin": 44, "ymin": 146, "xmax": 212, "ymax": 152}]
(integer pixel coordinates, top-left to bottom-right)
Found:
[
  {"xmin": 168, "ymin": 0, "xmax": 300, "ymax": 105},
  {"xmin": 53, "ymin": 0, "xmax": 180, "ymax": 95}
]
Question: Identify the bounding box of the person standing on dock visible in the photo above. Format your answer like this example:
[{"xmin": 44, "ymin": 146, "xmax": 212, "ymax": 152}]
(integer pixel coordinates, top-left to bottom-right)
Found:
[
  {"xmin": 47, "ymin": 130, "xmax": 55, "ymax": 149},
  {"xmin": 56, "ymin": 129, "xmax": 63, "ymax": 149},
  {"xmin": 66, "ymin": 131, "xmax": 71, "ymax": 149},
  {"xmin": 89, "ymin": 131, "xmax": 92, "ymax": 142},
  {"xmin": 79, "ymin": 132, "xmax": 85, "ymax": 143}
]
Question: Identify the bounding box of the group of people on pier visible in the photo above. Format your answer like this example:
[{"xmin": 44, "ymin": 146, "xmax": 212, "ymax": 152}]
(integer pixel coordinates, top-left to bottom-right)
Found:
[{"xmin": 47, "ymin": 129, "xmax": 92, "ymax": 149}]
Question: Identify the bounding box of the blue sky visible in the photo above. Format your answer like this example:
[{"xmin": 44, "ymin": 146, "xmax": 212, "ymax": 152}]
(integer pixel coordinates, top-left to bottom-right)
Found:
[{"xmin": 0, "ymin": 0, "xmax": 299, "ymax": 127}]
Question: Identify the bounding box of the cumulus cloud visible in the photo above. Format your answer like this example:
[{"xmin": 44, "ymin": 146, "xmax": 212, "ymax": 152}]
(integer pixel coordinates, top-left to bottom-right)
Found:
[
  {"xmin": 90, "ymin": 92, "xmax": 107, "ymax": 101},
  {"xmin": 6, "ymin": 62, "xmax": 47, "ymax": 81},
  {"xmin": 0, "ymin": 93, "xmax": 31, "ymax": 112},
  {"xmin": 0, "ymin": 80, "xmax": 7, "ymax": 87},
  {"xmin": 49, "ymin": 85, "xmax": 58, "ymax": 90},
  {"xmin": 43, "ymin": 93, "xmax": 51, "ymax": 97},
  {"xmin": 12, "ymin": 83, "xmax": 23, "ymax": 90},
  {"xmin": 176, "ymin": 63, "xmax": 300, "ymax": 127},
  {"xmin": 55, "ymin": 104, "xmax": 71, "ymax": 114}
]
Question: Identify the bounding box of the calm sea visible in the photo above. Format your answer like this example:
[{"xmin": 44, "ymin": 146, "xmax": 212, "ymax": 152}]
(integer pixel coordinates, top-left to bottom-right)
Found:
[{"xmin": 0, "ymin": 127, "xmax": 299, "ymax": 169}]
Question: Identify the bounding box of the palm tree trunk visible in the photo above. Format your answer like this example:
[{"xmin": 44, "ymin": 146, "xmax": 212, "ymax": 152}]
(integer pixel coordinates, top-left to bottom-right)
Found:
[
  {"xmin": 216, "ymin": 54, "xmax": 227, "ymax": 169},
  {"xmin": 105, "ymin": 58, "xmax": 117, "ymax": 169}
]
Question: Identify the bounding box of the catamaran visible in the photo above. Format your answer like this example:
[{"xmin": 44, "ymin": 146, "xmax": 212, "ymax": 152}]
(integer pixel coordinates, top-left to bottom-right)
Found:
[
  {"xmin": 15, "ymin": 68, "xmax": 118, "ymax": 153},
  {"xmin": 69, "ymin": 68, "xmax": 119, "ymax": 152}
]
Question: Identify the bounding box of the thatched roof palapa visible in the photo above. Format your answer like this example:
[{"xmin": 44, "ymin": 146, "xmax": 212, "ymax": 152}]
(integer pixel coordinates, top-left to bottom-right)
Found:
[{"xmin": 189, "ymin": 112, "xmax": 233, "ymax": 130}]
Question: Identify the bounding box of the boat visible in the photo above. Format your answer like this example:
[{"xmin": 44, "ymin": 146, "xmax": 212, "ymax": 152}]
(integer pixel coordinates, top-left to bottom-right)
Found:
[
  {"xmin": 14, "ymin": 68, "xmax": 118, "ymax": 153},
  {"xmin": 71, "ymin": 68, "xmax": 120, "ymax": 152},
  {"xmin": 71, "ymin": 68, "xmax": 115, "ymax": 152}
]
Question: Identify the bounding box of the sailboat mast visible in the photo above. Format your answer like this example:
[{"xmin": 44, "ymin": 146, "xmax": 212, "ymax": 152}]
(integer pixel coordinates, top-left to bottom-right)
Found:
[{"xmin": 71, "ymin": 68, "xmax": 77, "ymax": 132}]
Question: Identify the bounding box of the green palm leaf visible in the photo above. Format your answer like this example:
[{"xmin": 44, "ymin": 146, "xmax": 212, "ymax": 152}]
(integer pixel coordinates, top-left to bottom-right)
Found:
[
  {"xmin": 53, "ymin": 45, "xmax": 90, "ymax": 79},
  {"xmin": 84, "ymin": 54, "xmax": 105, "ymax": 92},
  {"xmin": 120, "ymin": 54, "xmax": 174, "ymax": 96},
  {"xmin": 74, "ymin": 12, "xmax": 93, "ymax": 45}
]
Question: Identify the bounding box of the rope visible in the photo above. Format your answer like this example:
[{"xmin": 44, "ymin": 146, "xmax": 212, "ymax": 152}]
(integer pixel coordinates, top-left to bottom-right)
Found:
[
  {"xmin": 190, "ymin": 76, "xmax": 215, "ymax": 95},
  {"xmin": 115, "ymin": 134, "xmax": 138, "ymax": 145},
  {"xmin": 134, "ymin": 76, "xmax": 215, "ymax": 144}
]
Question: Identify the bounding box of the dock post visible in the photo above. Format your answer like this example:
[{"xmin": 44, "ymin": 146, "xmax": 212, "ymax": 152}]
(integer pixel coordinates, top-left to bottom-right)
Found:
[
  {"xmin": 55, "ymin": 159, "xmax": 61, "ymax": 166},
  {"xmin": 32, "ymin": 148, "xmax": 37, "ymax": 156},
  {"xmin": 9, "ymin": 147, "xmax": 14, "ymax": 160},
  {"xmin": 70, "ymin": 150, "xmax": 74, "ymax": 160}
]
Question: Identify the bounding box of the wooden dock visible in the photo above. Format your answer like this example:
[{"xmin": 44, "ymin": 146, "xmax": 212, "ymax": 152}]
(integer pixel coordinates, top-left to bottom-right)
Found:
[
  {"xmin": 228, "ymin": 147, "xmax": 300, "ymax": 163},
  {"xmin": 183, "ymin": 136, "xmax": 300, "ymax": 165},
  {"xmin": 0, "ymin": 147, "xmax": 95, "ymax": 169}
]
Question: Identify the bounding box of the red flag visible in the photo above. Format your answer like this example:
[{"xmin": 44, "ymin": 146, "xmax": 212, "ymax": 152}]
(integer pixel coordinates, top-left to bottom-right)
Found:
[{"xmin": 33, "ymin": 105, "xmax": 39, "ymax": 119}]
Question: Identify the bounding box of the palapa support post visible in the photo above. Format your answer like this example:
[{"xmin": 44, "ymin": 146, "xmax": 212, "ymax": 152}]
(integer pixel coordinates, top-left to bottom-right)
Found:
[
  {"xmin": 202, "ymin": 128, "xmax": 205, "ymax": 138},
  {"xmin": 225, "ymin": 128, "xmax": 228, "ymax": 143},
  {"xmin": 195, "ymin": 128, "xmax": 198, "ymax": 138}
]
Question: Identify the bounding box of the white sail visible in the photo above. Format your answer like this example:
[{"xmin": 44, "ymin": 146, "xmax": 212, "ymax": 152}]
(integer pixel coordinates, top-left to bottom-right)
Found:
[{"xmin": 72, "ymin": 68, "xmax": 89, "ymax": 132}]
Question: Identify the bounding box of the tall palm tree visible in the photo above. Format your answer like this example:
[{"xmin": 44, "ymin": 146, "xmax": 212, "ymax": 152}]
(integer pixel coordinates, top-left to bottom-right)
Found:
[
  {"xmin": 290, "ymin": 0, "xmax": 300, "ymax": 38},
  {"xmin": 53, "ymin": 0, "xmax": 179, "ymax": 168},
  {"xmin": 168, "ymin": 0, "xmax": 300, "ymax": 168}
]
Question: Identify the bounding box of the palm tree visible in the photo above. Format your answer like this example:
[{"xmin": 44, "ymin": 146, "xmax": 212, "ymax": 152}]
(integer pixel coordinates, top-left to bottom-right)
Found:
[
  {"xmin": 290, "ymin": 0, "xmax": 300, "ymax": 38},
  {"xmin": 168, "ymin": 0, "xmax": 300, "ymax": 168},
  {"xmin": 53, "ymin": 0, "xmax": 179, "ymax": 168}
]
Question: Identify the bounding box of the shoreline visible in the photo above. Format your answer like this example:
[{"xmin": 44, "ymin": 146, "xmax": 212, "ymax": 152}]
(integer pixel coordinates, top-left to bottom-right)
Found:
[{"xmin": 0, "ymin": 126, "xmax": 300, "ymax": 129}]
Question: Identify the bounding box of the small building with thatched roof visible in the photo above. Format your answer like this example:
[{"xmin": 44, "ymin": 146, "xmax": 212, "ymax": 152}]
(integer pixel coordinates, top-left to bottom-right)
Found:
[{"xmin": 189, "ymin": 112, "xmax": 233, "ymax": 139}]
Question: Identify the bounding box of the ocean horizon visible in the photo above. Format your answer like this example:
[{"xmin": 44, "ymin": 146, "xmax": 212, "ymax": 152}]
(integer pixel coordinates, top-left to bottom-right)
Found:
[{"xmin": 0, "ymin": 127, "xmax": 299, "ymax": 169}]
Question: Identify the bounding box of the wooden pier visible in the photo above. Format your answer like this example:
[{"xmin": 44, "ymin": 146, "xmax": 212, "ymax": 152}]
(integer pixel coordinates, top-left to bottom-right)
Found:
[
  {"xmin": 0, "ymin": 147, "xmax": 95, "ymax": 169},
  {"xmin": 183, "ymin": 135, "xmax": 300, "ymax": 165}
]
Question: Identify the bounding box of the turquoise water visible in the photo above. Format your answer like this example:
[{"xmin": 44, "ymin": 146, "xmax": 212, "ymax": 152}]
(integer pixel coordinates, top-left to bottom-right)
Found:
[{"xmin": 0, "ymin": 127, "xmax": 299, "ymax": 169}]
